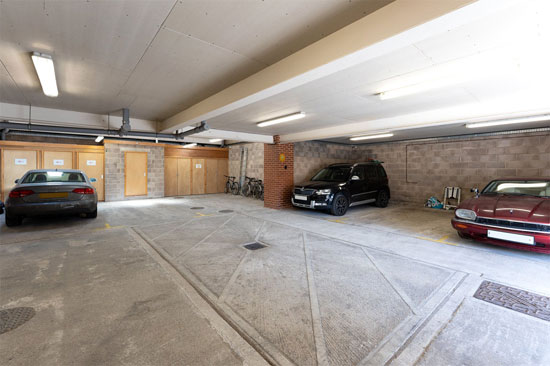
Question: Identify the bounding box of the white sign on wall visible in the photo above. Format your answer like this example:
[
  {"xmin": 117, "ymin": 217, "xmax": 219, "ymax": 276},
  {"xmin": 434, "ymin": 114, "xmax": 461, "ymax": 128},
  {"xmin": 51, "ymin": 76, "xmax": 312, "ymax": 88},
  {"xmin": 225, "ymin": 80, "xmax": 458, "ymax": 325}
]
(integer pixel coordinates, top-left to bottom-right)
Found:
[
  {"xmin": 195, "ymin": 164, "xmax": 202, "ymax": 169},
  {"xmin": 15, "ymin": 158, "xmax": 27, "ymax": 165},
  {"xmin": 53, "ymin": 159, "xmax": 64, "ymax": 166},
  {"xmin": 87, "ymin": 160, "xmax": 97, "ymax": 166}
]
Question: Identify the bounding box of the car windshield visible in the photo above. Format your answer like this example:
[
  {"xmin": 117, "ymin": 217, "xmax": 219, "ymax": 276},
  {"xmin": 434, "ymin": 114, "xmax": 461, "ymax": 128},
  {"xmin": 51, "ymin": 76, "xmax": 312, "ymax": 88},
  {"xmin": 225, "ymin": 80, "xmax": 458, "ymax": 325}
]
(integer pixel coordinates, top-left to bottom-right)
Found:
[
  {"xmin": 482, "ymin": 180, "xmax": 550, "ymax": 198},
  {"xmin": 22, "ymin": 171, "xmax": 86, "ymax": 184},
  {"xmin": 311, "ymin": 167, "xmax": 351, "ymax": 182}
]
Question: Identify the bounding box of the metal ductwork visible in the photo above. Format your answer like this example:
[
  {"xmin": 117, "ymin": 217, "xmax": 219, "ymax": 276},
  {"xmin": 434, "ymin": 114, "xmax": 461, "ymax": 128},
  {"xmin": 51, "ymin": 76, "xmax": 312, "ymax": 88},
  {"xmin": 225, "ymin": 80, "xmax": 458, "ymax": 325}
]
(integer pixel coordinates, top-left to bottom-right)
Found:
[
  {"xmin": 174, "ymin": 121, "xmax": 209, "ymax": 140},
  {"xmin": 0, "ymin": 120, "xmax": 209, "ymax": 142},
  {"xmin": 118, "ymin": 108, "xmax": 131, "ymax": 137}
]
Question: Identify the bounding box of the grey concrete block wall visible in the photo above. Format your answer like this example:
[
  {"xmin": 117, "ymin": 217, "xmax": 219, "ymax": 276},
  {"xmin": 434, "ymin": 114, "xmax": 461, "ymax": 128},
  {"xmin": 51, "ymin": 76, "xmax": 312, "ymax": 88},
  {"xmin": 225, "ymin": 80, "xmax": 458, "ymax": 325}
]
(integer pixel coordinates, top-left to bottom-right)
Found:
[
  {"xmin": 104, "ymin": 143, "xmax": 164, "ymax": 201},
  {"xmin": 295, "ymin": 131, "xmax": 550, "ymax": 204},
  {"xmin": 229, "ymin": 143, "xmax": 264, "ymax": 181}
]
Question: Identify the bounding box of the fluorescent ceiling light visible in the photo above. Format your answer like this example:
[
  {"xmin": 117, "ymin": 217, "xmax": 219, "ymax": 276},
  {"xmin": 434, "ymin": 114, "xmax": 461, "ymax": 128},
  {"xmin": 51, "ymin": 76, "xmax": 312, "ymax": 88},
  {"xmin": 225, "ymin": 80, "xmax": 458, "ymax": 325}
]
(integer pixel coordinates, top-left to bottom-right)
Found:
[
  {"xmin": 95, "ymin": 136, "xmax": 104, "ymax": 143},
  {"xmin": 257, "ymin": 112, "xmax": 305, "ymax": 127},
  {"xmin": 350, "ymin": 133, "xmax": 394, "ymax": 141},
  {"xmin": 31, "ymin": 52, "xmax": 58, "ymax": 97},
  {"xmin": 183, "ymin": 143, "xmax": 197, "ymax": 148},
  {"xmin": 497, "ymin": 182, "xmax": 547, "ymax": 190},
  {"xmin": 465, "ymin": 114, "xmax": 550, "ymax": 128},
  {"xmin": 209, "ymin": 138, "xmax": 222, "ymax": 143}
]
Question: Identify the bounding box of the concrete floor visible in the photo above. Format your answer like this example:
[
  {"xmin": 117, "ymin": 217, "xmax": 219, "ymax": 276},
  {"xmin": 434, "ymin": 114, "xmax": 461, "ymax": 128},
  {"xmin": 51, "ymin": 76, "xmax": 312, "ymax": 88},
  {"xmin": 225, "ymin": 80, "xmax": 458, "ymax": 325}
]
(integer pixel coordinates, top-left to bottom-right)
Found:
[{"xmin": 1, "ymin": 195, "xmax": 549, "ymax": 366}]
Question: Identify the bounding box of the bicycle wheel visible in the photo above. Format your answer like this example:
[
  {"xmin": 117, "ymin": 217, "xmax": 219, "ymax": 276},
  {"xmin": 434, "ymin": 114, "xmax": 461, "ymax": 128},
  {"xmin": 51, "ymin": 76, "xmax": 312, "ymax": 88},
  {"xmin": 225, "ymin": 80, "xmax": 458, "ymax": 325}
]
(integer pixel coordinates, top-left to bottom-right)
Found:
[
  {"xmin": 253, "ymin": 184, "xmax": 261, "ymax": 199},
  {"xmin": 225, "ymin": 181, "xmax": 231, "ymax": 194},
  {"xmin": 242, "ymin": 183, "xmax": 251, "ymax": 197},
  {"xmin": 231, "ymin": 182, "xmax": 240, "ymax": 195}
]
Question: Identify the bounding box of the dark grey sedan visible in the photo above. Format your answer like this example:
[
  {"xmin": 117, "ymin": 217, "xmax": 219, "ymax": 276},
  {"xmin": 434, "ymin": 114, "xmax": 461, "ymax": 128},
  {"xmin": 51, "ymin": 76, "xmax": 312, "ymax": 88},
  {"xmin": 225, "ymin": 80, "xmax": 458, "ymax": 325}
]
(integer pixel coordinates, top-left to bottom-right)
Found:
[{"xmin": 4, "ymin": 169, "xmax": 98, "ymax": 227}]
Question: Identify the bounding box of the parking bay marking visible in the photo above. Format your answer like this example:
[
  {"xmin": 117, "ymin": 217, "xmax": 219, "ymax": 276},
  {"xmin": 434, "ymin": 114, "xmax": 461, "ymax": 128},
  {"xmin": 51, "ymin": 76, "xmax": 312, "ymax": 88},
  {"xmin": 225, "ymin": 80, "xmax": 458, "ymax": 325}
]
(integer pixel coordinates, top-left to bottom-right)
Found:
[{"xmin": 415, "ymin": 234, "xmax": 459, "ymax": 246}]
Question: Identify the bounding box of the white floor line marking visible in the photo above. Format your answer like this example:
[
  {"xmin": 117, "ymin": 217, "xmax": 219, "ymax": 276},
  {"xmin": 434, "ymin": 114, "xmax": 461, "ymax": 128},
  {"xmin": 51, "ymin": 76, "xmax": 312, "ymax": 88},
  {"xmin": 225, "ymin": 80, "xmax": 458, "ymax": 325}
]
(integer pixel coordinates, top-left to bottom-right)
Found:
[
  {"xmin": 174, "ymin": 214, "xmax": 236, "ymax": 259},
  {"xmin": 303, "ymin": 232, "xmax": 330, "ymax": 366},
  {"xmin": 218, "ymin": 251, "xmax": 249, "ymax": 304},
  {"xmin": 361, "ymin": 246, "xmax": 417, "ymax": 315},
  {"xmin": 150, "ymin": 217, "xmax": 197, "ymax": 241}
]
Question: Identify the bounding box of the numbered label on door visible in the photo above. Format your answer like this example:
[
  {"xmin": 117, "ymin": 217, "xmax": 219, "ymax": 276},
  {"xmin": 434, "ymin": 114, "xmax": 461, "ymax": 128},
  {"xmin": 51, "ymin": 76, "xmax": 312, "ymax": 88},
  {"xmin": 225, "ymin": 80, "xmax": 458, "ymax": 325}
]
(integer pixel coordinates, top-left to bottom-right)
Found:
[
  {"xmin": 15, "ymin": 158, "xmax": 27, "ymax": 165},
  {"xmin": 53, "ymin": 159, "xmax": 64, "ymax": 166},
  {"xmin": 87, "ymin": 160, "xmax": 97, "ymax": 166},
  {"xmin": 195, "ymin": 164, "xmax": 202, "ymax": 169}
]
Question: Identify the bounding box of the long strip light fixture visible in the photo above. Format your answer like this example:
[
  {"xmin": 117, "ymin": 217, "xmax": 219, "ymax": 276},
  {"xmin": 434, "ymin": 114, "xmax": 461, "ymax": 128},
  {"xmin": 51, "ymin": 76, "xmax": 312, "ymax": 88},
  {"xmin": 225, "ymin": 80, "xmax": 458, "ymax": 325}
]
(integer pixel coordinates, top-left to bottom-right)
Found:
[
  {"xmin": 257, "ymin": 112, "xmax": 305, "ymax": 127},
  {"xmin": 350, "ymin": 133, "xmax": 394, "ymax": 141},
  {"xmin": 31, "ymin": 52, "xmax": 59, "ymax": 97},
  {"xmin": 465, "ymin": 114, "xmax": 550, "ymax": 128},
  {"xmin": 183, "ymin": 143, "xmax": 197, "ymax": 148}
]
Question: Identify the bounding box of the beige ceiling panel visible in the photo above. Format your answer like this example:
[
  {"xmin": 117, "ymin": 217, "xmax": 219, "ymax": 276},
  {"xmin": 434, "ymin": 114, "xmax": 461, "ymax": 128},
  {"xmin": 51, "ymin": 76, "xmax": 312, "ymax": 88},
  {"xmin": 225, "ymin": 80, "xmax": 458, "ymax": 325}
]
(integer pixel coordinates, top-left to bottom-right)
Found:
[{"xmin": 164, "ymin": 0, "xmax": 394, "ymax": 65}]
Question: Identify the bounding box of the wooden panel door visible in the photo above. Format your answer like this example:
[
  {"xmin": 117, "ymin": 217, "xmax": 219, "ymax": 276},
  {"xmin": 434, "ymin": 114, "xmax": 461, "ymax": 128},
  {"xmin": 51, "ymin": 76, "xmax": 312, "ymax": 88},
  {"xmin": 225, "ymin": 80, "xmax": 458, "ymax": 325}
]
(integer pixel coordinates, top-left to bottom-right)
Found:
[
  {"xmin": 77, "ymin": 152, "xmax": 105, "ymax": 201},
  {"xmin": 191, "ymin": 158, "xmax": 205, "ymax": 195},
  {"xmin": 43, "ymin": 151, "xmax": 73, "ymax": 169},
  {"xmin": 205, "ymin": 159, "xmax": 218, "ymax": 194},
  {"xmin": 2, "ymin": 149, "xmax": 38, "ymax": 200},
  {"xmin": 164, "ymin": 157, "xmax": 178, "ymax": 197},
  {"xmin": 217, "ymin": 159, "xmax": 228, "ymax": 193},
  {"xmin": 177, "ymin": 158, "xmax": 191, "ymax": 195},
  {"xmin": 125, "ymin": 152, "xmax": 147, "ymax": 196}
]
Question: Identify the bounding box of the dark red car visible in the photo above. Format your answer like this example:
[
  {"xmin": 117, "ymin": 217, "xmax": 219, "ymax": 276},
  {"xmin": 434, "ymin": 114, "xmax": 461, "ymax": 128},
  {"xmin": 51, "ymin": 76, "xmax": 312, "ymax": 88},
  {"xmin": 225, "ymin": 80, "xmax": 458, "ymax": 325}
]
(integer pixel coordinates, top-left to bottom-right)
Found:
[{"xmin": 451, "ymin": 178, "xmax": 550, "ymax": 253}]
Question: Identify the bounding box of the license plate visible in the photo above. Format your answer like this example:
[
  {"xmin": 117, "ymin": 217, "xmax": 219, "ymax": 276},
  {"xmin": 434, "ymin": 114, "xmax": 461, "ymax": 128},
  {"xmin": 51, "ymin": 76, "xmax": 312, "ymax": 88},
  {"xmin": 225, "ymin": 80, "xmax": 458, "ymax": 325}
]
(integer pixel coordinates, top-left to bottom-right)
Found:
[
  {"xmin": 294, "ymin": 194, "xmax": 307, "ymax": 201},
  {"xmin": 39, "ymin": 192, "xmax": 68, "ymax": 199},
  {"xmin": 487, "ymin": 230, "xmax": 535, "ymax": 245}
]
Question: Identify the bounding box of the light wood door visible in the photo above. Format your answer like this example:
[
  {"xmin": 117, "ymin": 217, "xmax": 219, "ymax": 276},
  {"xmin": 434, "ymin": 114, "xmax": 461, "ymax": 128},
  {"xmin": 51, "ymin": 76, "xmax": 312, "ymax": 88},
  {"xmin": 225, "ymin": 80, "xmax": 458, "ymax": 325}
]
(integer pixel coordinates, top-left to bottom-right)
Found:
[
  {"xmin": 217, "ymin": 159, "xmax": 228, "ymax": 193},
  {"xmin": 164, "ymin": 157, "xmax": 178, "ymax": 197},
  {"xmin": 191, "ymin": 158, "xmax": 205, "ymax": 195},
  {"xmin": 177, "ymin": 158, "xmax": 191, "ymax": 195},
  {"xmin": 205, "ymin": 159, "xmax": 218, "ymax": 194},
  {"xmin": 43, "ymin": 151, "xmax": 73, "ymax": 169},
  {"xmin": 125, "ymin": 152, "xmax": 147, "ymax": 196},
  {"xmin": 77, "ymin": 152, "xmax": 105, "ymax": 201},
  {"xmin": 2, "ymin": 149, "xmax": 38, "ymax": 200}
]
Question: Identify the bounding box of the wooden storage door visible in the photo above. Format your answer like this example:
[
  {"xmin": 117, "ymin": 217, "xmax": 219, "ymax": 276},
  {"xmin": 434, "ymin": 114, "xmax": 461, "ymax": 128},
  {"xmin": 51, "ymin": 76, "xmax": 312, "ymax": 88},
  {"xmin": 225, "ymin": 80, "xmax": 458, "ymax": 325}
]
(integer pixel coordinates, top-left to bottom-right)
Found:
[
  {"xmin": 2, "ymin": 149, "xmax": 38, "ymax": 200},
  {"xmin": 125, "ymin": 152, "xmax": 147, "ymax": 196},
  {"xmin": 43, "ymin": 151, "xmax": 73, "ymax": 169},
  {"xmin": 164, "ymin": 157, "xmax": 178, "ymax": 197},
  {"xmin": 177, "ymin": 158, "xmax": 191, "ymax": 195},
  {"xmin": 205, "ymin": 159, "xmax": 218, "ymax": 194},
  {"xmin": 191, "ymin": 158, "xmax": 205, "ymax": 195},
  {"xmin": 217, "ymin": 159, "xmax": 228, "ymax": 193},
  {"xmin": 77, "ymin": 152, "xmax": 105, "ymax": 201}
]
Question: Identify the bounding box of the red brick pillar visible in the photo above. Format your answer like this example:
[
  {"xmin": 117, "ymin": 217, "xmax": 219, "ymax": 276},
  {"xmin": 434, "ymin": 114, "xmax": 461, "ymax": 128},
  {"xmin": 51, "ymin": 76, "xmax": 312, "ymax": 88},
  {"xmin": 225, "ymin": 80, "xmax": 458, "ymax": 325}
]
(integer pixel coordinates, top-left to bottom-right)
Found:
[{"xmin": 264, "ymin": 135, "xmax": 294, "ymax": 209}]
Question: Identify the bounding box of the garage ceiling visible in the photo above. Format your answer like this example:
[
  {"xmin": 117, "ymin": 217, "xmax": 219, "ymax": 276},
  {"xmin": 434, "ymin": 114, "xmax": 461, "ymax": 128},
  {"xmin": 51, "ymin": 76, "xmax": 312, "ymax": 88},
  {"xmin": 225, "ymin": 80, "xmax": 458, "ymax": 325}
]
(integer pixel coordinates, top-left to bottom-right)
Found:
[{"xmin": 0, "ymin": 0, "xmax": 393, "ymax": 121}]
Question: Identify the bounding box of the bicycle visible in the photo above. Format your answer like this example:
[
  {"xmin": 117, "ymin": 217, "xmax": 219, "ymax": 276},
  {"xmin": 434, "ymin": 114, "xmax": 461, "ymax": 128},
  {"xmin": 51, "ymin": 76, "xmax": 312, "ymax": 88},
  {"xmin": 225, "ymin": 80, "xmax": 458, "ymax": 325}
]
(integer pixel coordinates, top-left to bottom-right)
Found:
[
  {"xmin": 224, "ymin": 176, "xmax": 240, "ymax": 195},
  {"xmin": 252, "ymin": 179, "xmax": 264, "ymax": 200},
  {"xmin": 241, "ymin": 176, "xmax": 257, "ymax": 197}
]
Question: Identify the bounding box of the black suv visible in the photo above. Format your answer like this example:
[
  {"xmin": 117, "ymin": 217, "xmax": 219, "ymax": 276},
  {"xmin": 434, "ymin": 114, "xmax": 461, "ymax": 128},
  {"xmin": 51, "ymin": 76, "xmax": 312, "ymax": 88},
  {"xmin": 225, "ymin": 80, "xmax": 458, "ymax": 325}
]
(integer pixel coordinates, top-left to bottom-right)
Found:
[{"xmin": 291, "ymin": 162, "xmax": 390, "ymax": 216}]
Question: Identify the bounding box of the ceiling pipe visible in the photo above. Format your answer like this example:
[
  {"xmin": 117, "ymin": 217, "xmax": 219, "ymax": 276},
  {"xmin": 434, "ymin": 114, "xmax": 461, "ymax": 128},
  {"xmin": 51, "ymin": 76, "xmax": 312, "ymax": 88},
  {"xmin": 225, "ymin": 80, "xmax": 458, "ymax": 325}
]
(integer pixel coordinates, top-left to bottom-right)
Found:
[
  {"xmin": 1, "ymin": 128, "xmax": 9, "ymax": 140},
  {"xmin": 0, "ymin": 120, "xmax": 209, "ymax": 142},
  {"xmin": 118, "ymin": 108, "xmax": 131, "ymax": 137}
]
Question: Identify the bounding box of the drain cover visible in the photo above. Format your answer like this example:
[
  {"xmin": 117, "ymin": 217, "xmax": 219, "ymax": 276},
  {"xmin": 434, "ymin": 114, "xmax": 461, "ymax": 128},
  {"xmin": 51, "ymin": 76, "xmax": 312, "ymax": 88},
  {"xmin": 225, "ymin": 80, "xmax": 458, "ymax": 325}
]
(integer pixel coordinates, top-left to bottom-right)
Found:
[
  {"xmin": 243, "ymin": 242, "xmax": 267, "ymax": 251},
  {"xmin": 219, "ymin": 210, "xmax": 233, "ymax": 213},
  {"xmin": 0, "ymin": 307, "xmax": 36, "ymax": 334},
  {"xmin": 474, "ymin": 281, "xmax": 550, "ymax": 322},
  {"xmin": 190, "ymin": 207, "xmax": 204, "ymax": 210}
]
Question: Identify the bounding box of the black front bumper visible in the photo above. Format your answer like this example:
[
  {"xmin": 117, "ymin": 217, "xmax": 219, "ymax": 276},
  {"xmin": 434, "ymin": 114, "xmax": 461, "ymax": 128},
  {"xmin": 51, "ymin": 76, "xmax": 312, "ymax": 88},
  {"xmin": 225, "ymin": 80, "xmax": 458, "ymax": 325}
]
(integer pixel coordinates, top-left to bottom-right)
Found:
[{"xmin": 291, "ymin": 193, "xmax": 332, "ymax": 210}]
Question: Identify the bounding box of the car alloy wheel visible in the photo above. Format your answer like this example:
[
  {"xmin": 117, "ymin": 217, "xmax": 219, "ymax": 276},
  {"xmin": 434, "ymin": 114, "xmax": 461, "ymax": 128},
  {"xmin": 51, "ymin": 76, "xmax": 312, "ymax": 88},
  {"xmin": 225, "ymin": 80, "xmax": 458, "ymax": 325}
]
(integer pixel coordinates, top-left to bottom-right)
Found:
[
  {"xmin": 376, "ymin": 190, "xmax": 389, "ymax": 208},
  {"xmin": 331, "ymin": 193, "xmax": 348, "ymax": 216}
]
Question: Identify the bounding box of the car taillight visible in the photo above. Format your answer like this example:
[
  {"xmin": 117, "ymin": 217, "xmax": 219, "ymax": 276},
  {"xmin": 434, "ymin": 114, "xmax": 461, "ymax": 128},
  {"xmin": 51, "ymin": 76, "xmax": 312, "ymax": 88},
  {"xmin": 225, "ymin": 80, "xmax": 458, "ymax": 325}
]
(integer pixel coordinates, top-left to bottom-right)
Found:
[
  {"xmin": 9, "ymin": 189, "xmax": 34, "ymax": 198},
  {"xmin": 73, "ymin": 188, "xmax": 94, "ymax": 194}
]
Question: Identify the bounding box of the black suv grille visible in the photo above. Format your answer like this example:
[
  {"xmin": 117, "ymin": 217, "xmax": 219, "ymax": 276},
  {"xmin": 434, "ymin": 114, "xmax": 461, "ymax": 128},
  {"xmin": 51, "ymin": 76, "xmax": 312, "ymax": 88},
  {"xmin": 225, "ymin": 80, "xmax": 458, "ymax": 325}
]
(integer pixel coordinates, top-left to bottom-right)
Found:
[
  {"xmin": 294, "ymin": 188, "xmax": 316, "ymax": 195},
  {"xmin": 476, "ymin": 217, "xmax": 550, "ymax": 233}
]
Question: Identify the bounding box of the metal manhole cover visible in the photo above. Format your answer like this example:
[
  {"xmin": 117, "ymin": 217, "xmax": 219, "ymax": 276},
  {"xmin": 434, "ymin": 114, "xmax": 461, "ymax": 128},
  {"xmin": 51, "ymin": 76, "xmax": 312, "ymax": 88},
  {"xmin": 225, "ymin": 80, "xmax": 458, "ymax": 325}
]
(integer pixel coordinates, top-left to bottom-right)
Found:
[
  {"xmin": 190, "ymin": 207, "xmax": 204, "ymax": 210},
  {"xmin": 0, "ymin": 307, "xmax": 36, "ymax": 334},
  {"xmin": 243, "ymin": 242, "xmax": 267, "ymax": 251},
  {"xmin": 219, "ymin": 210, "xmax": 233, "ymax": 213},
  {"xmin": 474, "ymin": 281, "xmax": 550, "ymax": 322}
]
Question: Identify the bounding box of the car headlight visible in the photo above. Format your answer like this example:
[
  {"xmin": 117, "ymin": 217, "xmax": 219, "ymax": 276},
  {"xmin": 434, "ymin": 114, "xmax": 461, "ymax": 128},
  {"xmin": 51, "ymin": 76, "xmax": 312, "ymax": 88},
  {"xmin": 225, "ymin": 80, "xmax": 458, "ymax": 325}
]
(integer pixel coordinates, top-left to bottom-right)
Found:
[
  {"xmin": 316, "ymin": 189, "xmax": 332, "ymax": 195},
  {"xmin": 455, "ymin": 209, "xmax": 477, "ymax": 221}
]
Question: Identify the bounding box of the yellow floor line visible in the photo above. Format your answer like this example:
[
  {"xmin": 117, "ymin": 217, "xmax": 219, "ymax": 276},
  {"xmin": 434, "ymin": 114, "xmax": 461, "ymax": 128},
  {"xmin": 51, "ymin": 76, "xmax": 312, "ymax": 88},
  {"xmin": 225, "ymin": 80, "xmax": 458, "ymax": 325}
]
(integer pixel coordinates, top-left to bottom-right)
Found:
[
  {"xmin": 195, "ymin": 213, "xmax": 213, "ymax": 217},
  {"xmin": 416, "ymin": 235, "xmax": 459, "ymax": 246}
]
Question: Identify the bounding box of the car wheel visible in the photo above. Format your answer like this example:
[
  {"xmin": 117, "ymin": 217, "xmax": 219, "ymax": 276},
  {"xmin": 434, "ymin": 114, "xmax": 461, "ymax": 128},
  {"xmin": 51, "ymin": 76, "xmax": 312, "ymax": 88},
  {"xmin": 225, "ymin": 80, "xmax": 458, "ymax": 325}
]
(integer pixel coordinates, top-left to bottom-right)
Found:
[
  {"xmin": 375, "ymin": 190, "xmax": 389, "ymax": 208},
  {"xmin": 86, "ymin": 209, "xmax": 97, "ymax": 219},
  {"xmin": 457, "ymin": 231, "xmax": 470, "ymax": 239},
  {"xmin": 5, "ymin": 214, "xmax": 22, "ymax": 227},
  {"xmin": 330, "ymin": 193, "xmax": 349, "ymax": 216}
]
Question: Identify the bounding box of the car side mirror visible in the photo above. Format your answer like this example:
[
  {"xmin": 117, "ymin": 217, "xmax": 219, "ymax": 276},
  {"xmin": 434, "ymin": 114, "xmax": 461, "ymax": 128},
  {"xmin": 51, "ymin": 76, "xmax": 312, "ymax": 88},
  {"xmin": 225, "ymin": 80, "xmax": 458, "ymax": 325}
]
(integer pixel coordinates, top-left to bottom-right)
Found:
[
  {"xmin": 351, "ymin": 175, "xmax": 360, "ymax": 181},
  {"xmin": 90, "ymin": 178, "xmax": 97, "ymax": 183},
  {"xmin": 14, "ymin": 179, "xmax": 19, "ymax": 184}
]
